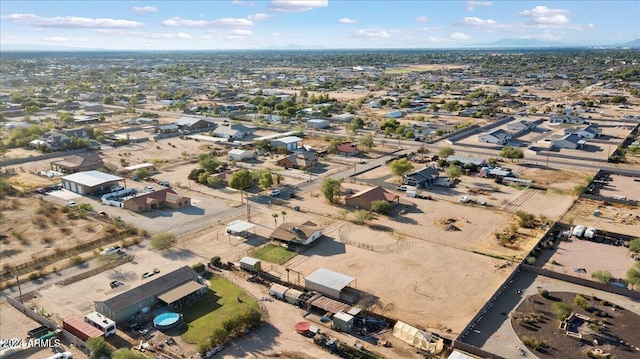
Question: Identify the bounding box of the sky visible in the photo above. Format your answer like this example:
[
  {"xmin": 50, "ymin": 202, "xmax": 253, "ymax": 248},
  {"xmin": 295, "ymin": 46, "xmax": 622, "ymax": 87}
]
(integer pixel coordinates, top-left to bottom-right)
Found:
[{"xmin": 1, "ymin": 0, "xmax": 639, "ymax": 50}]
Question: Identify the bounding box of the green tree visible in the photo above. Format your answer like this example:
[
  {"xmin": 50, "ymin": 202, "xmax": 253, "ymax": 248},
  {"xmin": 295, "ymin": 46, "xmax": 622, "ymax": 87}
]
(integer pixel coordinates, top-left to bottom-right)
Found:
[
  {"xmin": 199, "ymin": 156, "xmax": 221, "ymax": 172},
  {"xmin": 627, "ymin": 262, "xmax": 640, "ymax": 289},
  {"xmin": 258, "ymin": 171, "xmax": 274, "ymax": 191},
  {"xmin": 134, "ymin": 168, "xmax": 149, "ymax": 180},
  {"xmin": 229, "ymin": 169, "xmax": 253, "ymax": 190},
  {"xmin": 371, "ymin": 200, "xmax": 392, "ymax": 215},
  {"xmin": 552, "ymin": 301, "xmax": 572, "ymax": 321},
  {"xmin": 321, "ymin": 178, "xmax": 342, "ymax": 204},
  {"xmin": 86, "ymin": 337, "xmax": 110, "ymax": 358},
  {"xmin": 446, "ymin": 164, "xmax": 461, "ymax": 179},
  {"xmin": 354, "ymin": 209, "xmax": 373, "ymax": 224},
  {"xmin": 206, "ymin": 176, "xmax": 222, "ymax": 187},
  {"xmin": 359, "ymin": 133, "xmax": 375, "ymax": 152},
  {"xmin": 611, "ymin": 95, "xmax": 627, "ymax": 104},
  {"xmin": 389, "ymin": 158, "xmax": 414, "ymax": 181},
  {"xmin": 629, "ymin": 238, "xmax": 640, "ymax": 252},
  {"xmin": 499, "ymin": 146, "xmax": 524, "ymax": 159},
  {"xmin": 150, "ymin": 232, "xmax": 177, "ymax": 250},
  {"xmin": 272, "ymin": 172, "xmax": 285, "ymax": 185},
  {"xmin": 438, "ymin": 146, "xmax": 455, "ymax": 157},
  {"xmin": 591, "ymin": 270, "xmax": 612, "ymax": 283}
]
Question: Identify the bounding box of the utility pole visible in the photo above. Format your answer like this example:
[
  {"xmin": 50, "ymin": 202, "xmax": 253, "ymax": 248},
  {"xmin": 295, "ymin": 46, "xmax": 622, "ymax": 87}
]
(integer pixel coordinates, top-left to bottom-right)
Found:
[
  {"xmin": 15, "ymin": 274, "xmax": 23, "ymax": 304},
  {"xmin": 246, "ymin": 192, "xmax": 251, "ymax": 222}
]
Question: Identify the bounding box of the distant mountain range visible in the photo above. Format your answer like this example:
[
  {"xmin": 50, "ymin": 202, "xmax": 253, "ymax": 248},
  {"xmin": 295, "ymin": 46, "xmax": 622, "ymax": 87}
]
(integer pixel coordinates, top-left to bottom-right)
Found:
[{"xmin": 1, "ymin": 38, "xmax": 639, "ymax": 51}]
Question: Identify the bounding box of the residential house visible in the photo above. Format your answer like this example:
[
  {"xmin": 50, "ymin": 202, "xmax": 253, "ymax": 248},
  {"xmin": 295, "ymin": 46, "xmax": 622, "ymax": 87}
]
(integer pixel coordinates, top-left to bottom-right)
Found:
[
  {"xmin": 269, "ymin": 221, "xmax": 324, "ymax": 246},
  {"xmin": 155, "ymin": 124, "xmax": 179, "ymax": 134},
  {"xmin": 51, "ymin": 153, "xmax": 104, "ymax": 174},
  {"xmin": 345, "ymin": 186, "xmax": 399, "ymax": 210},
  {"xmin": 271, "ymin": 136, "xmax": 302, "ymax": 151},
  {"xmin": 56, "ymin": 101, "xmax": 81, "ymax": 111},
  {"xmin": 31, "ymin": 128, "xmax": 90, "ymax": 150},
  {"xmin": 564, "ymin": 124, "xmax": 602, "ymax": 139},
  {"xmin": 507, "ymin": 120, "xmax": 537, "ymax": 133},
  {"xmin": 446, "ymin": 155, "xmax": 487, "ymax": 167},
  {"xmin": 136, "ymin": 117, "xmax": 159, "ymax": 125},
  {"xmin": 549, "ymin": 114, "xmax": 586, "ymax": 125},
  {"xmin": 335, "ymin": 142, "xmax": 360, "ymax": 157},
  {"xmin": 122, "ymin": 188, "xmax": 191, "ymax": 213},
  {"xmin": 545, "ymin": 133, "xmax": 585, "ymax": 149},
  {"xmin": 82, "ymin": 103, "xmax": 105, "ymax": 113},
  {"xmin": 73, "ymin": 115, "xmax": 99, "ymax": 125},
  {"xmin": 478, "ymin": 129, "xmax": 512, "ymax": 145},
  {"xmin": 384, "ymin": 111, "xmax": 403, "ymax": 119},
  {"xmin": 213, "ymin": 124, "xmax": 254, "ymax": 140},
  {"xmin": 404, "ymin": 166, "xmax": 439, "ymax": 188},
  {"xmin": 276, "ymin": 152, "xmax": 318, "ymax": 170},
  {"xmin": 174, "ymin": 116, "xmax": 216, "ymax": 133},
  {"xmin": 0, "ymin": 104, "xmax": 24, "ymax": 118}
]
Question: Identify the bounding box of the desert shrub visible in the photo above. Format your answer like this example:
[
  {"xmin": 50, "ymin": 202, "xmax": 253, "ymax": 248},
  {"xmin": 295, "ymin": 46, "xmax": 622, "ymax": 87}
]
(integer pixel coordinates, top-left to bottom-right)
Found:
[
  {"xmin": 525, "ymin": 256, "xmax": 537, "ymax": 265},
  {"xmin": 370, "ymin": 200, "xmax": 393, "ymax": 215},
  {"xmin": 515, "ymin": 210, "xmax": 536, "ymax": 228},
  {"xmin": 552, "ymin": 301, "xmax": 572, "ymax": 321},
  {"xmin": 574, "ymin": 294, "xmax": 589, "ymax": 310},
  {"xmin": 59, "ymin": 227, "xmax": 72, "ymax": 235},
  {"xmin": 70, "ymin": 256, "xmax": 85, "ymax": 266},
  {"xmin": 191, "ymin": 263, "xmax": 205, "ymax": 273},
  {"xmin": 150, "ymin": 232, "xmax": 177, "ymax": 250},
  {"xmin": 28, "ymin": 272, "xmax": 40, "ymax": 281}
]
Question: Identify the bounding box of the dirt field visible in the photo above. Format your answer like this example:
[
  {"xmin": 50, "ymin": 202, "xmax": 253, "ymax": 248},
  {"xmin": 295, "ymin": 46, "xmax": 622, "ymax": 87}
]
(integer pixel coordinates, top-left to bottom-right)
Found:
[
  {"xmin": 562, "ymin": 199, "xmax": 640, "ymax": 237},
  {"xmin": 0, "ymin": 301, "xmax": 85, "ymax": 359},
  {"xmin": 597, "ymin": 174, "xmax": 640, "ymax": 202},
  {"xmin": 546, "ymin": 237, "xmax": 636, "ymax": 280},
  {"xmin": 0, "ymin": 194, "xmax": 113, "ymax": 271}
]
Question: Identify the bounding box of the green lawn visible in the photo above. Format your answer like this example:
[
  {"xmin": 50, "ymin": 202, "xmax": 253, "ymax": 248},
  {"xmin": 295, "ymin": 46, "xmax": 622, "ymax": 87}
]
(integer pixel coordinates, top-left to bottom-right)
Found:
[
  {"xmin": 181, "ymin": 276, "xmax": 259, "ymax": 345},
  {"xmin": 252, "ymin": 244, "xmax": 297, "ymax": 264}
]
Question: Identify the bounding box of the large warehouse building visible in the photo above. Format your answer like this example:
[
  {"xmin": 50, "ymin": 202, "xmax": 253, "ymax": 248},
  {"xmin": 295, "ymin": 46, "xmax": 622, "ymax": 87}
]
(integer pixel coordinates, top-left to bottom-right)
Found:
[
  {"xmin": 95, "ymin": 266, "xmax": 204, "ymax": 323},
  {"xmin": 61, "ymin": 170, "xmax": 124, "ymax": 195}
]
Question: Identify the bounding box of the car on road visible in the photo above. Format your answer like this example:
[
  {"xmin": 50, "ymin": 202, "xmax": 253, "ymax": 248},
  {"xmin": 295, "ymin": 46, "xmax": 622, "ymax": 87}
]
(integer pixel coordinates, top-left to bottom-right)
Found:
[
  {"xmin": 396, "ymin": 185, "xmax": 409, "ymax": 191},
  {"xmin": 269, "ymin": 189, "xmax": 281, "ymax": 197},
  {"xmin": 110, "ymin": 280, "xmax": 124, "ymax": 288}
]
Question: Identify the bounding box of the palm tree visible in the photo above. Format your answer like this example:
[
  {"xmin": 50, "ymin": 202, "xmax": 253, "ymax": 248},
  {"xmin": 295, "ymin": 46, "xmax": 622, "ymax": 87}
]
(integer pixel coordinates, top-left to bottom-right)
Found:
[
  {"xmin": 272, "ymin": 213, "xmax": 279, "ymax": 228},
  {"xmin": 281, "ymin": 211, "xmax": 287, "ymax": 223},
  {"xmin": 272, "ymin": 172, "xmax": 285, "ymax": 185}
]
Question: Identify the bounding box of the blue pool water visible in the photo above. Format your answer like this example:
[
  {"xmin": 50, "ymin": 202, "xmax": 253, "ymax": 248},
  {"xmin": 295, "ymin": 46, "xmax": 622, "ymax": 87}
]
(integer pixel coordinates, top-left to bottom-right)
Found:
[{"xmin": 153, "ymin": 312, "xmax": 180, "ymax": 328}]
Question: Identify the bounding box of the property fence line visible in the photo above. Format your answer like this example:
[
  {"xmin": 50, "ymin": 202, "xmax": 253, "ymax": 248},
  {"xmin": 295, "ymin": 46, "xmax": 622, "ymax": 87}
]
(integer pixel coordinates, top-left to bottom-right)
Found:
[
  {"xmin": 56, "ymin": 255, "xmax": 134, "ymax": 286},
  {"xmin": 1, "ymin": 148, "xmax": 90, "ymax": 167}
]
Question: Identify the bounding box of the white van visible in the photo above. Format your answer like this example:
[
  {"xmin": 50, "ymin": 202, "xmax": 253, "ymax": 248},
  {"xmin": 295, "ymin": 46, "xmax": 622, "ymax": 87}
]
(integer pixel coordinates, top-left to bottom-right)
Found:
[
  {"xmin": 584, "ymin": 227, "xmax": 597, "ymax": 239},
  {"xmin": 572, "ymin": 225, "xmax": 586, "ymax": 237}
]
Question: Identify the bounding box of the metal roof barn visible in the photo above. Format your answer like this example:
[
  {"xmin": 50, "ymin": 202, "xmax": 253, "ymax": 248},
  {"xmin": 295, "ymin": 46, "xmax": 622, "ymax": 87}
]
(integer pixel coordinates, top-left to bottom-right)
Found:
[
  {"xmin": 62, "ymin": 170, "xmax": 123, "ymax": 187},
  {"xmin": 305, "ymin": 268, "xmax": 355, "ymax": 299}
]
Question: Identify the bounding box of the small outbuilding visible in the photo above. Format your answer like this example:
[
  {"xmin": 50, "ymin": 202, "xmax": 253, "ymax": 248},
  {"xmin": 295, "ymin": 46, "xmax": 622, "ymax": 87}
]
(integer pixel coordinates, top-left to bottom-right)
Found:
[
  {"xmin": 271, "ymin": 136, "xmax": 303, "ymax": 151},
  {"xmin": 227, "ymin": 149, "xmax": 254, "ymax": 161},
  {"xmin": 226, "ymin": 220, "xmax": 256, "ymax": 238},
  {"xmin": 332, "ymin": 311, "xmax": 355, "ymax": 333},
  {"xmin": 284, "ymin": 288, "xmax": 305, "ymax": 305},
  {"xmin": 307, "ymin": 119, "xmax": 330, "ymax": 129},
  {"xmin": 269, "ymin": 283, "xmax": 290, "ymax": 300},
  {"xmin": 240, "ymin": 257, "xmax": 261, "ymax": 272}
]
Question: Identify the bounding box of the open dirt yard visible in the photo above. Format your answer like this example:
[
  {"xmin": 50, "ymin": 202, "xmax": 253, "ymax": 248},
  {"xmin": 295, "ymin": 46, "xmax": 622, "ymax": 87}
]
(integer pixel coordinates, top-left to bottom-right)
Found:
[
  {"xmin": 0, "ymin": 302, "xmax": 85, "ymax": 359},
  {"xmin": 597, "ymin": 174, "xmax": 640, "ymax": 202},
  {"xmin": 545, "ymin": 237, "xmax": 637, "ymax": 280},
  {"xmin": 0, "ymin": 194, "xmax": 115, "ymax": 271},
  {"xmin": 562, "ymin": 198, "xmax": 640, "ymax": 237}
]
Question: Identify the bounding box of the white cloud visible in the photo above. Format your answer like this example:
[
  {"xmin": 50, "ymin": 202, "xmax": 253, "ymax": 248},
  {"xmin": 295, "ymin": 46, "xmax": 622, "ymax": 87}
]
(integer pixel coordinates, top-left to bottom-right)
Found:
[
  {"xmin": 466, "ymin": 1, "xmax": 492, "ymax": 12},
  {"xmin": 132, "ymin": 6, "xmax": 158, "ymax": 13},
  {"xmin": 248, "ymin": 13, "xmax": 271, "ymax": 21},
  {"xmin": 521, "ymin": 33, "xmax": 561, "ymax": 41},
  {"xmin": 152, "ymin": 32, "xmax": 191, "ymax": 39},
  {"xmin": 519, "ymin": 6, "xmax": 570, "ymax": 25},
  {"xmin": 269, "ymin": 0, "xmax": 328, "ymax": 13},
  {"xmin": 232, "ymin": 0, "xmax": 255, "ymax": 5},
  {"xmin": 356, "ymin": 28, "xmax": 391, "ymax": 39},
  {"xmin": 338, "ymin": 18, "xmax": 358, "ymax": 24},
  {"xmin": 229, "ymin": 29, "xmax": 253, "ymax": 36},
  {"xmin": 162, "ymin": 17, "xmax": 254, "ymax": 28},
  {"xmin": 450, "ymin": 32, "xmax": 470, "ymax": 40},
  {"xmin": 93, "ymin": 29, "xmax": 147, "ymax": 37},
  {"xmin": 271, "ymin": 32, "xmax": 281, "ymax": 37},
  {"xmin": 44, "ymin": 36, "xmax": 89, "ymax": 42},
  {"xmin": 2, "ymin": 13, "xmax": 143, "ymax": 28},
  {"xmin": 415, "ymin": 16, "xmax": 429, "ymax": 23},
  {"xmin": 461, "ymin": 17, "xmax": 496, "ymax": 26}
]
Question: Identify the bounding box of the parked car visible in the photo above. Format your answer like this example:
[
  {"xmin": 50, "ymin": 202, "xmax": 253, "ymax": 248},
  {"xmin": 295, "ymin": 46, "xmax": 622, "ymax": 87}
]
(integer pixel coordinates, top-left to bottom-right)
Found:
[
  {"xmin": 110, "ymin": 280, "xmax": 124, "ymax": 288},
  {"xmin": 46, "ymin": 352, "xmax": 73, "ymax": 359},
  {"xmin": 143, "ymin": 186, "xmax": 155, "ymax": 192},
  {"xmin": 66, "ymin": 201, "xmax": 77, "ymax": 207},
  {"xmin": 396, "ymin": 185, "xmax": 409, "ymax": 191},
  {"xmin": 100, "ymin": 246, "xmax": 121, "ymax": 256},
  {"xmin": 158, "ymin": 180, "xmax": 170, "ymax": 187},
  {"xmin": 142, "ymin": 272, "xmax": 156, "ymax": 279},
  {"xmin": 110, "ymin": 185, "xmax": 124, "ymax": 192},
  {"xmin": 572, "ymin": 225, "xmax": 586, "ymax": 237},
  {"xmin": 269, "ymin": 189, "xmax": 281, "ymax": 197}
]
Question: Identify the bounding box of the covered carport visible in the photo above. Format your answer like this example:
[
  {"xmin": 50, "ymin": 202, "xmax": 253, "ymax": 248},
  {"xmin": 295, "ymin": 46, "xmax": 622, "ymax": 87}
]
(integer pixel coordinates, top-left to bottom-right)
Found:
[
  {"xmin": 226, "ymin": 220, "xmax": 256, "ymax": 238},
  {"xmin": 157, "ymin": 281, "xmax": 207, "ymax": 309},
  {"xmin": 305, "ymin": 268, "xmax": 356, "ymax": 301}
]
